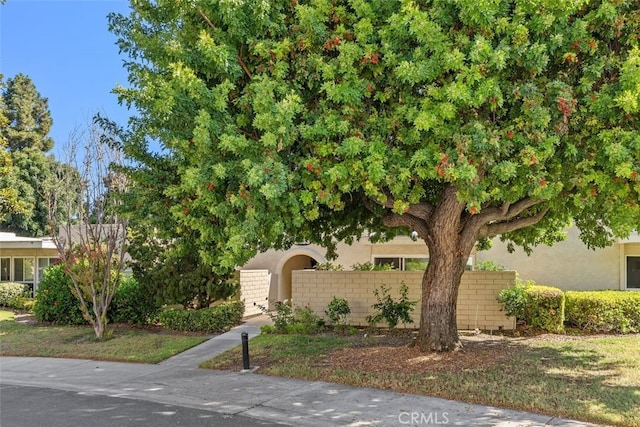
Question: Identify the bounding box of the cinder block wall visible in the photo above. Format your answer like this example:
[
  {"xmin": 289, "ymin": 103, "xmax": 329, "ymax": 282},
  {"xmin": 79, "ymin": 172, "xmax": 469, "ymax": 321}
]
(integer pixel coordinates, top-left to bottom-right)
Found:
[
  {"xmin": 239, "ymin": 270, "xmax": 271, "ymax": 317},
  {"xmin": 291, "ymin": 270, "xmax": 516, "ymax": 330}
]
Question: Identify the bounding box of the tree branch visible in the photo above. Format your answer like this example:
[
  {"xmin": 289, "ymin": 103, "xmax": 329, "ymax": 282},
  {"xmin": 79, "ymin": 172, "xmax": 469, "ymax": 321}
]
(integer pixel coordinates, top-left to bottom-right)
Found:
[
  {"xmin": 237, "ymin": 46, "xmax": 253, "ymax": 79},
  {"xmin": 480, "ymin": 206, "xmax": 550, "ymax": 238},
  {"xmin": 382, "ymin": 212, "xmax": 429, "ymax": 239},
  {"xmin": 477, "ymin": 197, "xmax": 545, "ymax": 224},
  {"xmin": 196, "ymin": 7, "xmax": 217, "ymax": 32}
]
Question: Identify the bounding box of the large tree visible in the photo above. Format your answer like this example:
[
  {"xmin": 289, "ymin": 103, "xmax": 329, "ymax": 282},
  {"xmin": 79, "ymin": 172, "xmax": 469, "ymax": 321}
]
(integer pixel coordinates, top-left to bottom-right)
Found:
[
  {"xmin": 116, "ymin": 140, "xmax": 238, "ymax": 309},
  {"xmin": 1, "ymin": 73, "xmax": 54, "ymax": 152},
  {"xmin": 110, "ymin": 0, "xmax": 640, "ymax": 351},
  {"xmin": 0, "ymin": 76, "xmax": 26, "ymax": 219},
  {"xmin": 0, "ymin": 74, "xmax": 62, "ymax": 236}
]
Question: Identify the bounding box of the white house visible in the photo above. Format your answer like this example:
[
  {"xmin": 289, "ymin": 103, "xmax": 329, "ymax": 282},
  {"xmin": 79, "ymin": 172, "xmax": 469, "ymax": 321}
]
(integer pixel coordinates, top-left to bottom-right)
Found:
[{"xmin": 0, "ymin": 232, "xmax": 59, "ymax": 296}]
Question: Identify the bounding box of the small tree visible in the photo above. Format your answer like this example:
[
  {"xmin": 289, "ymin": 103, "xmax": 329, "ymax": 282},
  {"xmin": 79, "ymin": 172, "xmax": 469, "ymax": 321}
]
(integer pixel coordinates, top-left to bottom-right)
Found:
[{"xmin": 48, "ymin": 119, "xmax": 127, "ymax": 339}]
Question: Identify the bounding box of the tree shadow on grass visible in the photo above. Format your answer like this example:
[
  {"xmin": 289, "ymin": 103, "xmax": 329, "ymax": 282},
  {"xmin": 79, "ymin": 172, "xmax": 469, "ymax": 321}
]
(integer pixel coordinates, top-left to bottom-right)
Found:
[{"xmin": 495, "ymin": 338, "xmax": 640, "ymax": 426}]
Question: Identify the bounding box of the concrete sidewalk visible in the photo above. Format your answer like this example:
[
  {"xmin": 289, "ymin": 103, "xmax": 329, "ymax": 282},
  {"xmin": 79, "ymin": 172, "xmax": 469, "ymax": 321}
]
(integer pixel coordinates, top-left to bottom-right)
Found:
[{"xmin": 0, "ymin": 317, "xmax": 599, "ymax": 427}]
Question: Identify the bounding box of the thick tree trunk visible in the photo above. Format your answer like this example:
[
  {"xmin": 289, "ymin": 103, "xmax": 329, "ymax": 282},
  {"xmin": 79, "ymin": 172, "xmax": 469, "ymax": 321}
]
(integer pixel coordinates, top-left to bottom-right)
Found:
[
  {"xmin": 414, "ymin": 186, "xmax": 478, "ymax": 352},
  {"xmin": 415, "ymin": 248, "xmax": 466, "ymax": 352}
]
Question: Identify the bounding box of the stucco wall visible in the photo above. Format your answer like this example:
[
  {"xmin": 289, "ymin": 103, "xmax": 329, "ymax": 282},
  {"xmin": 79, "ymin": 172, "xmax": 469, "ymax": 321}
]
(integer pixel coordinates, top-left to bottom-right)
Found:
[
  {"xmin": 477, "ymin": 227, "xmax": 621, "ymax": 290},
  {"xmin": 291, "ymin": 270, "xmax": 516, "ymax": 330},
  {"xmin": 239, "ymin": 270, "xmax": 271, "ymax": 317}
]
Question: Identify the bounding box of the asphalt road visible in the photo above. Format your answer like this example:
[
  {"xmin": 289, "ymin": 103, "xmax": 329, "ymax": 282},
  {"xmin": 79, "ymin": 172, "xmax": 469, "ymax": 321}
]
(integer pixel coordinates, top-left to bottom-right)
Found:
[{"xmin": 0, "ymin": 384, "xmax": 286, "ymax": 427}]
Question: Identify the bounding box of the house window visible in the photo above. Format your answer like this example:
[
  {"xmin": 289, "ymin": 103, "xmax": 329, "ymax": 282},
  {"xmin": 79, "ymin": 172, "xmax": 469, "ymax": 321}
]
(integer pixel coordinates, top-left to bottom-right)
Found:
[
  {"xmin": 373, "ymin": 257, "xmax": 402, "ymax": 270},
  {"xmin": 1, "ymin": 258, "xmax": 9, "ymax": 281},
  {"xmin": 37, "ymin": 257, "xmax": 58, "ymax": 284},
  {"xmin": 13, "ymin": 258, "xmax": 35, "ymax": 283},
  {"xmin": 373, "ymin": 257, "xmax": 429, "ymax": 271},
  {"xmin": 627, "ymin": 256, "xmax": 640, "ymax": 290},
  {"xmin": 373, "ymin": 256, "xmax": 473, "ymax": 271}
]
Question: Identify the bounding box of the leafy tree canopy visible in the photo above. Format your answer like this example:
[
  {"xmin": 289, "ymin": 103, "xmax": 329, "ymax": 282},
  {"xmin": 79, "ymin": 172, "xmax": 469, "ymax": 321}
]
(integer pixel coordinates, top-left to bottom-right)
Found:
[
  {"xmin": 0, "ymin": 74, "xmax": 66, "ymax": 236},
  {"xmin": 1, "ymin": 73, "xmax": 53, "ymax": 152},
  {"xmin": 110, "ymin": 0, "xmax": 640, "ymax": 350},
  {"xmin": 0, "ymin": 76, "xmax": 25, "ymax": 219}
]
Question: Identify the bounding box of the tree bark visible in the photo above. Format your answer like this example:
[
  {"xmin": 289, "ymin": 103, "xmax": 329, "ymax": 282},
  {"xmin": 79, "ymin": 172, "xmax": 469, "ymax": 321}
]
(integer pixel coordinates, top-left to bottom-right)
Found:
[
  {"xmin": 414, "ymin": 186, "xmax": 478, "ymax": 352},
  {"xmin": 415, "ymin": 246, "xmax": 467, "ymax": 352}
]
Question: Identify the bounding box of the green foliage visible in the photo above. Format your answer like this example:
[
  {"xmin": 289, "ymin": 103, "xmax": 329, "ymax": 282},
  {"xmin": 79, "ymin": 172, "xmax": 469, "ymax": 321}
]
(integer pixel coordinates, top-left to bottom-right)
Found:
[
  {"xmin": 110, "ymin": 0, "xmax": 640, "ymax": 348},
  {"xmin": 314, "ymin": 262, "xmax": 343, "ymax": 271},
  {"xmin": 33, "ymin": 264, "xmax": 86, "ymax": 325},
  {"xmin": 1, "ymin": 73, "xmax": 53, "ymax": 152},
  {"xmin": 109, "ymin": 276, "xmax": 160, "ymax": 325},
  {"xmin": 498, "ymin": 280, "xmax": 565, "ymax": 332},
  {"xmin": 288, "ymin": 305, "xmax": 324, "ymax": 334},
  {"xmin": 259, "ymin": 301, "xmax": 324, "ymax": 334},
  {"xmin": 565, "ymin": 291, "xmax": 640, "ymax": 333},
  {"xmin": 158, "ymin": 301, "xmax": 245, "ymax": 333},
  {"xmin": 111, "ymin": 0, "xmax": 640, "ymax": 267},
  {"xmin": 258, "ymin": 300, "xmax": 293, "ymax": 333},
  {"xmin": 497, "ymin": 279, "xmax": 533, "ymax": 320},
  {"xmin": 475, "ymin": 260, "xmax": 505, "ymax": 271},
  {"xmin": 325, "ymin": 296, "xmax": 351, "ymax": 325},
  {"xmin": 366, "ymin": 283, "xmax": 417, "ymax": 329},
  {"xmin": 0, "ymin": 282, "xmax": 29, "ymax": 309},
  {"xmin": 524, "ymin": 285, "xmax": 565, "ymax": 333},
  {"xmin": 352, "ymin": 261, "xmax": 396, "ymax": 271}
]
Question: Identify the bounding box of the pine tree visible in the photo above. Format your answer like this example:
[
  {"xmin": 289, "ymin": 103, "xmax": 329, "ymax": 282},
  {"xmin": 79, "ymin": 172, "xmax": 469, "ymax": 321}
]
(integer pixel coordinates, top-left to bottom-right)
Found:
[{"xmin": 2, "ymin": 73, "xmax": 53, "ymax": 152}]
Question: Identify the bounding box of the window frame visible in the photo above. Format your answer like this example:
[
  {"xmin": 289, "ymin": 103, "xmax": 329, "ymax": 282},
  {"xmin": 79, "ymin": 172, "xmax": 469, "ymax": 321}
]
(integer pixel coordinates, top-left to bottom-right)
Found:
[{"xmin": 625, "ymin": 255, "xmax": 640, "ymax": 291}]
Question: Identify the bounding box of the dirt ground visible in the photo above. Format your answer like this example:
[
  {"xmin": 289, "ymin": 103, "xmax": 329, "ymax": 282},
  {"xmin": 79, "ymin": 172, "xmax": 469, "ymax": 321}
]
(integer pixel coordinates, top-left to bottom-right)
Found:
[{"xmin": 326, "ymin": 330, "xmax": 527, "ymax": 375}]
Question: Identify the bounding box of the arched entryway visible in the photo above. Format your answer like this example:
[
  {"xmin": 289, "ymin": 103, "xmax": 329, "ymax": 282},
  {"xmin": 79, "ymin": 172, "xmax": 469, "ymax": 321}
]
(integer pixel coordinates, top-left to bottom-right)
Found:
[{"xmin": 274, "ymin": 247, "xmax": 325, "ymax": 303}]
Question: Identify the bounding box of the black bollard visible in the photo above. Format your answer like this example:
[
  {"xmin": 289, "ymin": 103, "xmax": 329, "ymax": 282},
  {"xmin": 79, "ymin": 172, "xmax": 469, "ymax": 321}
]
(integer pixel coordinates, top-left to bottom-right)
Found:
[{"xmin": 241, "ymin": 331, "xmax": 250, "ymax": 370}]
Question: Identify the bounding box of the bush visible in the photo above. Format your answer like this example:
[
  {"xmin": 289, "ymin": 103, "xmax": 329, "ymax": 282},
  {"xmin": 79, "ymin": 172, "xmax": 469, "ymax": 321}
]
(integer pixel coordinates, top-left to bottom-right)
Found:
[
  {"xmin": 109, "ymin": 276, "xmax": 160, "ymax": 325},
  {"xmin": 325, "ymin": 296, "xmax": 351, "ymax": 326},
  {"xmin": 288, "ymin": 305, "xmax": 324, "ymax": 334},
  {"xmin": 0, "ymin": 282, "xmax": 30, "ymax": 309},
  {"xmin": 475, "ymin": 260, "xmax": 505, "ymax": 271},
  {"xmin": 351, "ymin": 262, "xmax": 395, "ymax": 271},
  {"xmin": 33, "ymin": 264, "xmax": 86, "ymax": 325},
  {"xmin": 158, "ymin": 300, "xmax": 245, "ymax": 333},
  {"xmin": 565, "ymin": 291, "xmax": 640, "ymax": 333},
  {"xmin": 524, "ymin": 285, "xmax": 565, "ymax": 333},
  {"xmin": 497, "ymin": 280, "xmax": 533, "ymax": 321},
  {"xmin": 258, "ymin": 301, "xmax": 324, "ymax": 334},
  {"xmin": 366, "ymin": 283, "xmax": 417, "ymax": 329}
]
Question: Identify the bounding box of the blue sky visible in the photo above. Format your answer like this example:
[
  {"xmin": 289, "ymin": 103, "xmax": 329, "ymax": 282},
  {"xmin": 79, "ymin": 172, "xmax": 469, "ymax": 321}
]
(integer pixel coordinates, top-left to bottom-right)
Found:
[{"xmin": 1, "ymin": 0, "xmax": 133, "ymax": 160}]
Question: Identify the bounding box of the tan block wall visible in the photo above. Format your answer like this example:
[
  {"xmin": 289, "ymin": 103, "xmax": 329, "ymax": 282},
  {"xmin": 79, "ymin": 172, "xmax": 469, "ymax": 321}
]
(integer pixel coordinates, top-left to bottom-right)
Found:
[
  {"xmin": 292, "ymin": 270, "xmax": 516, "ymax": 330},
  {"xmin": 239, "ymin": 270, "xmax": 271, "ymax": 317}
]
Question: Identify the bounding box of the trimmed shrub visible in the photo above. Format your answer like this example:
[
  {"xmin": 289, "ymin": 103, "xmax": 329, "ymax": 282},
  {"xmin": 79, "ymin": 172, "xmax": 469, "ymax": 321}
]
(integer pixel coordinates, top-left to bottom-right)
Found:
[
  {"xmin": 33, "ymin": 264, "xmax": 86, "ymax": 325},
  {"xmin": 109, "ymin": 276, "xmax": 160, "ymax": 325},
  {"xmin": 497, "ymin": 282, "xmax": 529, "ymax": 321},
  {"xmin": 524, "ymin": 285, "xmax": 565, "ymax": 333},
  {"xmin": 158, "ymin": 300, "xmax": 245, "ymax": 333},
  {"xmin": 0, "ymin": 282, "xmax": 30, "ymax": 309},
  {"xmin": 565, "ymin": 291, "xmax": 640, "ymax": 333}
]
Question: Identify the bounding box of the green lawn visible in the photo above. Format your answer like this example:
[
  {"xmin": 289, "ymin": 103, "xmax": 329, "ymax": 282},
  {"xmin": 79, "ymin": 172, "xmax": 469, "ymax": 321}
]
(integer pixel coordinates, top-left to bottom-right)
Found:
[
  {"xmin": 0, "ymin": 310, "xmax": 208, "ymax": 364},
  {"xmin": 202, "ymin": 332, "xmax": 640, "ymax": 427}
]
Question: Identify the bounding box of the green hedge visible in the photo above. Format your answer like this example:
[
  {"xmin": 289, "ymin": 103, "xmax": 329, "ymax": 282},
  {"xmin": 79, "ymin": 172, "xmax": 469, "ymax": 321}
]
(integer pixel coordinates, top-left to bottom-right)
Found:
[
  {"xmin": 0, "ymin": 282, "xmax": 30, "ymax": 309},
  {"xmin": 158, "ymin": 301, "xmax": 245, "ymax": 333},
  {"xmin": 524, "ymin": 285, "xmax": 565, "ymax": 333},
  {"xmin": 497, "ymin": 282, "xmax": 565, "ymax": 333},
  {"xmin": 109, "ymin": 276, "xmax": 160, "ymax": 325},
  {"xmin": 565, "ymin": 291, "xmax": 640, "ymax": 333}
]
